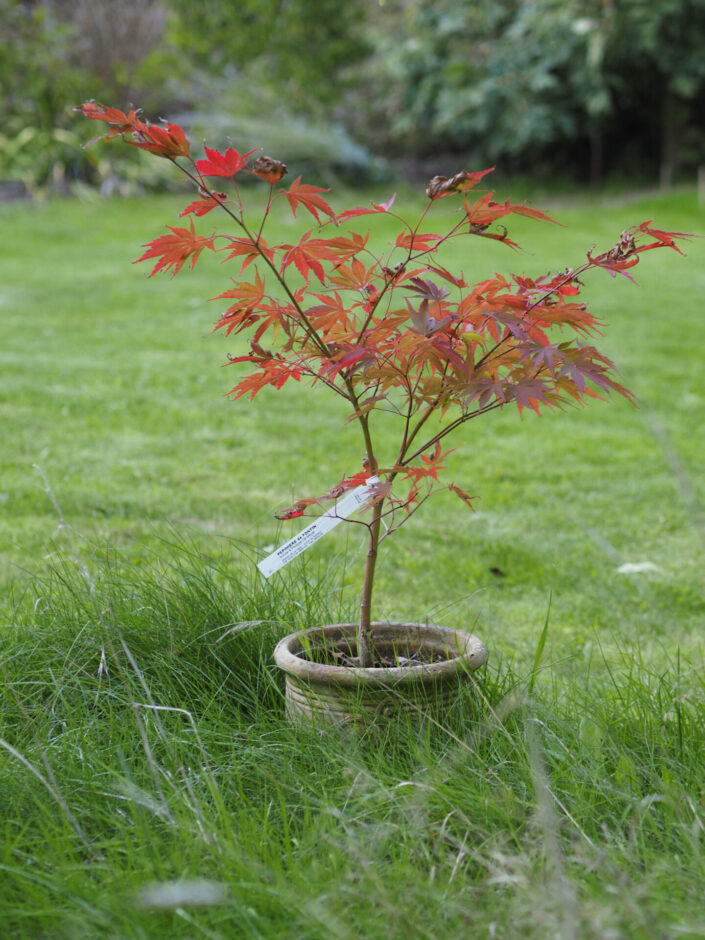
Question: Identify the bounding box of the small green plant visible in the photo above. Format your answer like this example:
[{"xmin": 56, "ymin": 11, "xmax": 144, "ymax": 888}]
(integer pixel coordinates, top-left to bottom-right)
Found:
[{"xmin": 78, "ymin": 101, "xmax": 690, "ymax": 667}]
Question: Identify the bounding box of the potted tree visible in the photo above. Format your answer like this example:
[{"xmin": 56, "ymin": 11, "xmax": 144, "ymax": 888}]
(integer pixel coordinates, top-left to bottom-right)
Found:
[{"xmin": 77, "ymin": 102, "xmax": 690, "ymax": 723}]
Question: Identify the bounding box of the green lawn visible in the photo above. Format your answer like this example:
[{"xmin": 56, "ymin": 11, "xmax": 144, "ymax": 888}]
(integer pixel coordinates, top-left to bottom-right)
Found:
[
  {"xmin": 2, "ymin": 185, "xmax": 704, "ymax": 654},
  {"xmin": 1, "ymin": 183, "xmax": 705, "ymax": 937}
]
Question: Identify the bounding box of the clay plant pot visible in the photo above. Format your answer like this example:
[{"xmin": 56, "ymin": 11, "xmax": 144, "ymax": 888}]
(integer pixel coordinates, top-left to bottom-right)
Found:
[{"xmin": 273, "ymin": 621, "xmax": 487, "ymax": 725}]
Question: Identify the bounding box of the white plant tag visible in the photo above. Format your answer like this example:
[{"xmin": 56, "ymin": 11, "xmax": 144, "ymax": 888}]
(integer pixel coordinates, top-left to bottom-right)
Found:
[{"xmin": 257, "ymin": 476, "xmax": 379, "ymax": 578}]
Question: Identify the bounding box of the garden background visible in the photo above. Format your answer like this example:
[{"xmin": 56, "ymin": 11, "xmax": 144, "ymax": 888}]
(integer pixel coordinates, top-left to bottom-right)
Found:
[{"xmin": 2, "ymin": 2, "xmax": 705, "ymax": 938}]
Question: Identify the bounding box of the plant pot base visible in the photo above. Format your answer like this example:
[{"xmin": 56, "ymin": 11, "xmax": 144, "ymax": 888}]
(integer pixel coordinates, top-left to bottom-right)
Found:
[{"xmin": 274, "ymin": 622, "xmax": 487, "ymax": 726}]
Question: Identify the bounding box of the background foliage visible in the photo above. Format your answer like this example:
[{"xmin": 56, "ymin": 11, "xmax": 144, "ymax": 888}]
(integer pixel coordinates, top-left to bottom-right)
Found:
[
  {"xmin": 3, "ymin": 0, "xmax": 705, "ymax": 194},
  {"xmin": 364, "ymin": 0, "xmax": 705, "ymax": 186}
]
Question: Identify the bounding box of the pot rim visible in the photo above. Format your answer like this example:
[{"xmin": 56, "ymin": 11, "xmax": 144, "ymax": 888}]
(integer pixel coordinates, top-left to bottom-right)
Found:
[{"xmin": 273, "ymin": 621, "xmax": 487, "ymax": 688}]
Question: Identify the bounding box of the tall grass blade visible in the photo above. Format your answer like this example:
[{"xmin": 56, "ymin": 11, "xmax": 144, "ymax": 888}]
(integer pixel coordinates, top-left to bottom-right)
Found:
[{"xmin": 528, "ymin": 591, "xmax": 551, "ymax": 696}]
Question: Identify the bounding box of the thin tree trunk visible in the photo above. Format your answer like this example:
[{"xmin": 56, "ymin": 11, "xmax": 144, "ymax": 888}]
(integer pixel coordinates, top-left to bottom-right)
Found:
[{"xmin": 358, "ymin": 497, "xmax": 384, "ymax": 667}]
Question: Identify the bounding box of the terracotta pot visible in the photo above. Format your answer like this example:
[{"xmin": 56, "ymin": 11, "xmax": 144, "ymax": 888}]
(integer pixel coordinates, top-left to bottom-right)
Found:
[{"xmin": 273, "ymin": 621, "xmax": 487, "ymax": 725}]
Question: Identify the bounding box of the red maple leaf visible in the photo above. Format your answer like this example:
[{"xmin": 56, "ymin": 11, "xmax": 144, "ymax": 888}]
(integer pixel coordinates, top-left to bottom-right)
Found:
[
  {"xmin": 448, "ymin": 483, "xmax": 475, "ymax": 509},
  {"xmin": 327, "ymin": 257, "xmax": 380, "ymax": 294},
  {"xmin": 196, "ymin": 146, "xmax": 257, "ymax": 178},
  {"xmin": 220, "ymin": 236, "xmax": 274, "ymax": 272},
  {"xmin": 78, "ymin": 102, "xmax": 191, "ymax": 158},
  {"xmin": 395, "ymin": 231, "xmax": 443, "ymax": 251},
  {"xmin": 635, "ymin": 220, "xmax": 693, "ymax": 255},
  {"xmin": 586, "ymin": 247, "xmax": 640, "ymax": 280},
  {"xmin": 317, "ymin": 471, "xmax": 373, "ymax": 501},
  {"xmin": 211, "ymin": 272, "xmax": 267, "ymax": 333},
  {"xmin": 135, "ymin": 219, "xmax": 215, "ymax": 276},
  {"xmin": 180, "ymin": 191, "xmax": 228, "ymax": 217},
  {"xmin": 274, "ymin": 496, "xmax": 319, "ymax": 521},
  {"xmin": 282, "ymin": 177, "xmax": 335, "ymax": 224},
  {"xmin": 465, "ymin": 192, "xmax": 558, "ymax": 228},
  {"xmin": 307, "ymin": 292, "xmax": 353, "ymax": 335},
  {"xmin": 227, "ymin": 359, "xmax": 302, "ymax": 400},
  {"xmin": 321, "ymin": 345, "xmax": 376, "ymax": 378},
  {"xmin": 335, "ymin": 193, "xmax": 396, "ymax": 223},
  {"xmin": 402, "ymin": 444, "xmax": 454, "ymax": 483},
  {"xmin": 274, "ymin": 506, "xmax": 307, "ymax": 521},
  {"xmin": 76, "ymin": 101, "xmax": 140, "ymax": 140},
  {"xmin": 305, "ymin": 231, "xmax": 369, "ymax": 264},
  {"xmin": 512, "ymin": 377, "xmax": 551, "ymax": 415},
  {"xmin": 129, "ymin": 122, "xmax": 191, "ymax": 159},
  {"xmin": 426, "ymin": 263, "xmax": 468, "ymax": 289},
  {"xmin": 279, "ymin": 232, "xmax": 329, "ymax": 285}
]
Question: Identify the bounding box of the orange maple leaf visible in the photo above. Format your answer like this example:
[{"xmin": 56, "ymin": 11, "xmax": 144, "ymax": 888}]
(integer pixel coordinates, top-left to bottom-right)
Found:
[
  {"xmin": 180, "ymin": 191, "xmax": 228, "ymax": 217},
  {"xmin": 220, "ymin": 236, "xmax": 274, "ymax": 272},
  {"xmin": 282, "ymin": 177, "xmax": 335, "ymax": 224},
  {"xmin": 212, "ymin": 272, "xmax": 266, "ymax": 315},
  {"xmin": 76, "ymin": 101, "xmax": 140, "ymax": 140},
  {"xmin": 395, "ymin": 232, "xmax": 443, "ymax": 252},
  {"xmin": 129, "ymin": 122, "xmax": 191, "ymax": 159},
  {"xmin": 135, "ymin": 219, "xmax": 215, "ymax": 276}
]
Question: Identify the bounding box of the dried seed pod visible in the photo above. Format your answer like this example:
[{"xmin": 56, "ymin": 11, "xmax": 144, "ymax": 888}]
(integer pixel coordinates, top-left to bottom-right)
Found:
[
  {"xmin": 427, "ymin": 169, "xmax": 485, "ymax": 199},
  {"xmin": 252, "ymin": 156, "xmax": 288, "ymax": 182},
  {"xmin": 426, "ymin": 175, "xmax": 449, "ymax": 199}
]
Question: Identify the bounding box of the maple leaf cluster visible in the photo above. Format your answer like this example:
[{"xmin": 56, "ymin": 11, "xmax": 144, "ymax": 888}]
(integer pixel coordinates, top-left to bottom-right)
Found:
[
  {"xmin": 77, "ymin": 102, "xmax": 191, "ymax": 159},
  {"xmin": 79, "ymin": 101, "xmax": 692, "ymax": 533}
]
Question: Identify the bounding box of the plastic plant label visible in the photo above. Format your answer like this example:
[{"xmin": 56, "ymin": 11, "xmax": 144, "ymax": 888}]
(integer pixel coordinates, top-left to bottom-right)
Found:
[{"xmin": 257, "ymin": 477, "xmax": 379, "ymax": 578}]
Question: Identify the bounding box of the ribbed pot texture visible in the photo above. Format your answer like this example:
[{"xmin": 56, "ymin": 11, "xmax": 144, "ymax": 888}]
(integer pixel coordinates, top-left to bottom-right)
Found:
[{"xmin": 273, "ymin": 621, "xmax": 488, "ymax": 725}]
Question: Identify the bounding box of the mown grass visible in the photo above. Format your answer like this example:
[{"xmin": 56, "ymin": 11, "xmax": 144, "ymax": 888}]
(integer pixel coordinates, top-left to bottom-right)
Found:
[
  {"xmin": 1, "ymin": 184, "xmax": 704, "ymax": 662},
  {"xmin": 1, "ymin": 182, "xmax": 704, "ymax": 936}
]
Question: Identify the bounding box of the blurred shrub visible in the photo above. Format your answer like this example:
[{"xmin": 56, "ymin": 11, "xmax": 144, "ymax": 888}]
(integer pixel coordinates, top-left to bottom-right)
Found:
[
  {"xmin": 167, "ymin": 67, "xmax": 383, "ymax": 185},
  {"xmin": 353, "ymin": 0, "xmax": 705, "ymax": 186},
  {"xmin": 164, "ymin": 0, "xmax": 370, "ymax": 112},
  {"xmin": 0, "ymin": 126, "xmax": 93, "ymax": 197},
  {"xmin": 0, "ymin": 0, "xmax": 175, "ymax": 196},
  {"xmin": 161, "ymin": 0, "xmax": 381, "ymax": 184},
  {"xmin": 0, "ymin": 0, "xmax": 381, "ymax": 195}
]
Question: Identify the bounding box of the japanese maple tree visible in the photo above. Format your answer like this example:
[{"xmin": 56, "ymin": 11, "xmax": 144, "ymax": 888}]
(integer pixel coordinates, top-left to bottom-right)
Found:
[{"xmin": 78, "ymin": 102, "xmax": 691, "ymax": 667}]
